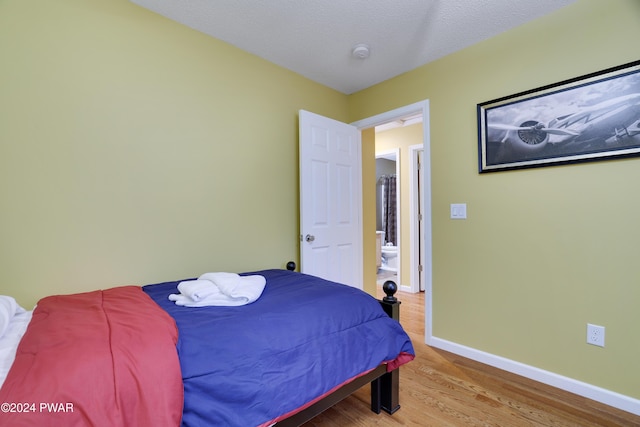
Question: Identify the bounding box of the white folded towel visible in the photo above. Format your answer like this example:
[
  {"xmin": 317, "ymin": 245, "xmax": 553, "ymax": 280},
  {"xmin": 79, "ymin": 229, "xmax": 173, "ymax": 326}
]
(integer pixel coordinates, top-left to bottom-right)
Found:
[
  {"xmin": 198, "ymin": 272, "xmax": 241, "ymax": 290},
  {"xmin": 168, "ymin": 273, "xmax": 266, "ymax": 307},
  {"xmin": 177, "ymin": 279, "xmax": 221, "ymax": 302},
  {"xmin": 216, "ymin": 274, "xmax": 266, "ymax": 304}
]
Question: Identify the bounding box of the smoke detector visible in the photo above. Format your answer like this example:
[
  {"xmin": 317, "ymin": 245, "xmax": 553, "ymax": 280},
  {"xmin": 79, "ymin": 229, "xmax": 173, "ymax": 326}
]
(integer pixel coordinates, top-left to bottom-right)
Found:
[{"xmin": 351, "ymin": 44, "xmax": 370, "ymax": 59}]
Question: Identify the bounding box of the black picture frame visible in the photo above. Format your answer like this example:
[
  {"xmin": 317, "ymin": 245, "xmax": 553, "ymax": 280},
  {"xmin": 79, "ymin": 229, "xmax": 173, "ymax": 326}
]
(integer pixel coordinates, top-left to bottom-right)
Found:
[{"xmin": 478, "ymin": 60, "xmax": 640, "ymax": 173}]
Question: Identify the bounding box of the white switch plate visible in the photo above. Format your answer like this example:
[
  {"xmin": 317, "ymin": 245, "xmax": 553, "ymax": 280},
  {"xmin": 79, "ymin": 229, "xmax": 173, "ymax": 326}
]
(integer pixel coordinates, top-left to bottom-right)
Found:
[{"xmin": 450, "ymin": 203, "xmax": 467, "ymax": 219}]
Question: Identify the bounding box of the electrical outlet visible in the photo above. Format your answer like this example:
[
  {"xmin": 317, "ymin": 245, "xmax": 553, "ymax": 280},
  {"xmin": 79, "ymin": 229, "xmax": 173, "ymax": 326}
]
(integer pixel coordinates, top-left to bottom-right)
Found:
[{"xmin": 587, "ymin": 323, "xmax": 605, "ymax": 347}]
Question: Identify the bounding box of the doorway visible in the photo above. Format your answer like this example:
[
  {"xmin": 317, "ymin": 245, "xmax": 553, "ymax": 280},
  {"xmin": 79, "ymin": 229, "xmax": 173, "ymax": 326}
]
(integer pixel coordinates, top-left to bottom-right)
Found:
[
  {"xmin": 351, "ymin": 100, "xmax": 432, "ymax": 345},
  {"xmin": 374, "ymin": 125, "xmax": 425, "ymax": 294},
  {"xmin": 375, "ymin": 150, "xmax": 400, "ymax": 289}
]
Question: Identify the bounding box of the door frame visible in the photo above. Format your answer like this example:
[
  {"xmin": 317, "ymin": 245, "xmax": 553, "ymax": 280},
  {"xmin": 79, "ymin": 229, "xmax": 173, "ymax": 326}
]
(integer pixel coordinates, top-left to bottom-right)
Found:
[
  {"xmin": 409, "ymin": 143, "xmax": 424, "ymax": 294},
  {"xmin": 351, "ymin": 100, "xmax": 432, "ymax": 345}
]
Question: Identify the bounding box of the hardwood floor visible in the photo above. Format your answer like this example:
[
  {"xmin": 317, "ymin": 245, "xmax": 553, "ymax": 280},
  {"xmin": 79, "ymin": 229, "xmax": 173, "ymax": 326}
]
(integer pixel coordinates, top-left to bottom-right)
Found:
[{"xmin": 302, "ymin": 290, "xmax": 640, "ymax": 426}]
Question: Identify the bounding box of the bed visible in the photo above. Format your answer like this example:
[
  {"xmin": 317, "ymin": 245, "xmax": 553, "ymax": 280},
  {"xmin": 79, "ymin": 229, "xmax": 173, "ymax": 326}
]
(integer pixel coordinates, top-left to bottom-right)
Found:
[{"xmin": 0, "ymin": 264, "xmax": 414, "ymax": 426}]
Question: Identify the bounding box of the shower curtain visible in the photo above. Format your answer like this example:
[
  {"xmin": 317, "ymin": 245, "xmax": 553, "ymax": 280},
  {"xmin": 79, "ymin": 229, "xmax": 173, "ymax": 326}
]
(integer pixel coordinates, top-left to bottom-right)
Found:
[{"xmin": 379, "ymin": 175, "xmax": 397, "ymax": 246}]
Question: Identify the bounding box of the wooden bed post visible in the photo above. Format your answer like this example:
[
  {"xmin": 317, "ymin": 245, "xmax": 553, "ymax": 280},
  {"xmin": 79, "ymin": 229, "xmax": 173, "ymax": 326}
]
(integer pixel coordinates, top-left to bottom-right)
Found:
[{"xmin": 371, "ymin": 280, "xmax": 401, "ymax": 415}]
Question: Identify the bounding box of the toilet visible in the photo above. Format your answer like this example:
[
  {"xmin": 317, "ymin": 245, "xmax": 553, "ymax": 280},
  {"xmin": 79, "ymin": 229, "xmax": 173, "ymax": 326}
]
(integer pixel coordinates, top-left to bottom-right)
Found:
[{"xmin": 380, "ymin": 243, "xmax": 398, "ymax": 272}]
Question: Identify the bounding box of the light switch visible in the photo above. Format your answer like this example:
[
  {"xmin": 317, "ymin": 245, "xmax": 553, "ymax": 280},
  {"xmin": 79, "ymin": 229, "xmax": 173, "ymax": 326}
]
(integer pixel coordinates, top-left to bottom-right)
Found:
[{"xmin": 450, "ymin": 203, "xmax": 467, "ymax": 219}]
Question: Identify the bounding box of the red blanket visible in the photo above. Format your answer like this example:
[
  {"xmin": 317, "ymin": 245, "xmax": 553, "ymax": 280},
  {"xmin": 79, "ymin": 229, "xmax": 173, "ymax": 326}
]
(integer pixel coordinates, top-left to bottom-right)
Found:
[{"xmin": 0, "ymin": 286, "xmax": 183, "ymax": 427}]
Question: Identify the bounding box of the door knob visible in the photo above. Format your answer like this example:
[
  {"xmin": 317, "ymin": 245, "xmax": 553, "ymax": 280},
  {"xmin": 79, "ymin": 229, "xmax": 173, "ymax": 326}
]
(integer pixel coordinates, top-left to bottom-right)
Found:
[{"xmin": 305, "ymin": 234, "xmax": 315, "ymax": 242}]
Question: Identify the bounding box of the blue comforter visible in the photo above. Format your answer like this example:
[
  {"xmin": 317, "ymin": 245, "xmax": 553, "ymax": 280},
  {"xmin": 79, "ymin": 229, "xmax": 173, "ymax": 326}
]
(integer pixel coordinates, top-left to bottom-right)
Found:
[{"xmin": 143, "ymin": 269, "xmax": 414, "ymax": 427}]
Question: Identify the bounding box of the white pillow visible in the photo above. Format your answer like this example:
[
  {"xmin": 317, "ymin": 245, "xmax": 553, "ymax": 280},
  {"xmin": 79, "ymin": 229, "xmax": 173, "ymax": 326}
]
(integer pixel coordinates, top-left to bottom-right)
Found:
[{"xmin": 0, "ymin": 296, "xmax": 20, "ymax": 338}]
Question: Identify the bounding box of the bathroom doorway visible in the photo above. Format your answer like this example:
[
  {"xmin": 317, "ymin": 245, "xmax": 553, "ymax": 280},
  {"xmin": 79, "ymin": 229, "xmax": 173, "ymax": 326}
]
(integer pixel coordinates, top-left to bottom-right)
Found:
[
  {"xmin": 375, "ymin": 150, "xmax": 400, "ymax": 288},
  {"xmin": 352, "ymin": 99, "xmax": 431, "ymax": 344},
  {"xmin": 373, "ymin": 118, "xmax": 424, "ymax": 294}
]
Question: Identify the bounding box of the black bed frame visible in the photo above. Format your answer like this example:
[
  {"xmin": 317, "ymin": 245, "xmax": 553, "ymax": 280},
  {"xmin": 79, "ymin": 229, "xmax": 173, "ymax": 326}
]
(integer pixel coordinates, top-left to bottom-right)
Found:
[{"xmin": 277, "ymin": 262, "xmax": 402, "ymax": 426}]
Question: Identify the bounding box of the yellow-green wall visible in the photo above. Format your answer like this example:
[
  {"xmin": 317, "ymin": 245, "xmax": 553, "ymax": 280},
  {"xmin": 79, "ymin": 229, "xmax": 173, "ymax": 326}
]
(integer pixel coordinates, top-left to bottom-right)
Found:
[
  {"xmin": 0, "ymin": 0, "xmax": 348, "ymax": 307},
  {"xmin": 375, "ymin": 124, "xmax": 423, "ymax": 289},
  {"xmin": 350, "ymin": 0, "xmax": 640, "ymax": 401},
  {"xmin": 2, "ymin": 0, "xmax": 639, "ymax": 408}
]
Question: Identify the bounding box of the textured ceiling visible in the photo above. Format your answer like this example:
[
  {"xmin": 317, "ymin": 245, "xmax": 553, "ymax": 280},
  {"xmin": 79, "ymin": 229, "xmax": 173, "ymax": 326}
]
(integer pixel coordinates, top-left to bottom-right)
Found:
[{"xmin": 130, "ymin": 0, "xmax": 576, "ymax": 94}]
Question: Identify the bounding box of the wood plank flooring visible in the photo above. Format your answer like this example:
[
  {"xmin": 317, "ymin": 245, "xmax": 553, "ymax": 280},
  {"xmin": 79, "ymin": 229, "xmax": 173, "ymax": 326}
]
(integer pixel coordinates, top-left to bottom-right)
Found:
[{"xmin": 302, "ymin": 290, "xmax": 640, "ymax": 426}]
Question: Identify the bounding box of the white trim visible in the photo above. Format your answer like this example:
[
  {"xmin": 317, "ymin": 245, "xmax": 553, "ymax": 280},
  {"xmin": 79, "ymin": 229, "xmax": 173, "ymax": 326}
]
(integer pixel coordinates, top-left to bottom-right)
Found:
[
  {"xmin": 351, "ymin": 99, "xmax": 433, "ymax": 346},
  {"xmin": 398, "ymin": 284, "xmax": 412, "ymax": 293},
  {"xmin": 352, "ymin": 101, "xmax": 429, "ymax": 130},
  {"xmin": 430, "ymin": 336, "xmax": 640, "ymax": 416},
  {"xmin": 408, "ymin": 144, "xmax": 422, "ymax": 294}
]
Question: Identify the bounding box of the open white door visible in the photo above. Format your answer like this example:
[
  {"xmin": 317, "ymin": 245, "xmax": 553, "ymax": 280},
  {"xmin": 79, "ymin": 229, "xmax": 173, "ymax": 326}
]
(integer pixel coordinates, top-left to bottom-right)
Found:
[{"xmin": 299, "ymin": 110, "xmax": 363, "ymax": 289}]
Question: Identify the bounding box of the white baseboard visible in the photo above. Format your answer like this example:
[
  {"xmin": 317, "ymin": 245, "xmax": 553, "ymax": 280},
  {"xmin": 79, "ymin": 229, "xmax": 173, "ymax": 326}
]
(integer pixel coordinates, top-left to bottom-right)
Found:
[{"xmin": 429, "ymin": 336, "xmax": 640, "ymax": 417}]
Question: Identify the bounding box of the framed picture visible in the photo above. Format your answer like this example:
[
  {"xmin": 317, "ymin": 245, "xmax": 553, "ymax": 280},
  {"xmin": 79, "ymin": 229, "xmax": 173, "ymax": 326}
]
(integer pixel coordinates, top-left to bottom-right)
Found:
[{"xmin": 477, "ymin": 60, "xmax": 640, "ymax": 173}]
